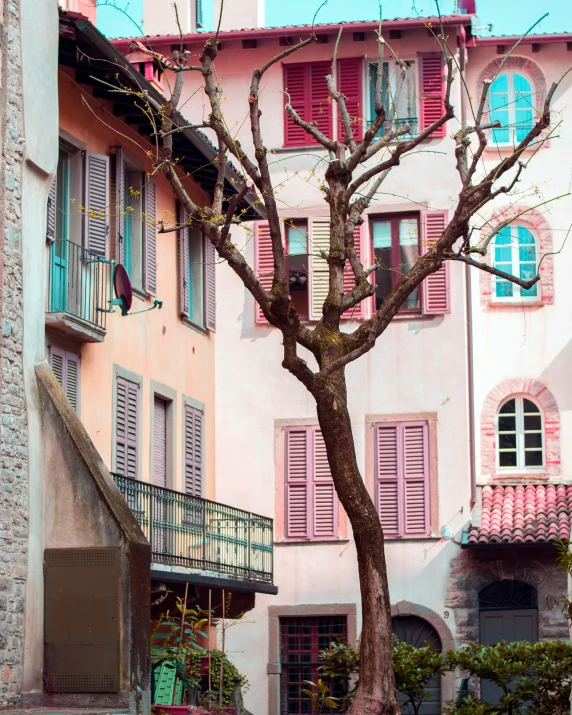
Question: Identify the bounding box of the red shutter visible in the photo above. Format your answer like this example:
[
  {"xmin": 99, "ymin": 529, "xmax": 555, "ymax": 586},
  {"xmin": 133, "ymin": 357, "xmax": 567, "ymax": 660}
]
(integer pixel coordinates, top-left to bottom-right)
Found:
[
  {"xmin": 312, "ymin": 429, "xmax": 337, "ymax": 538},
  {"xmin": 204, "ymin": 235, "xmax": 216, "ymax": 332},
  {"xmin": 115, "ymin": 146, "xmax": 125, "ymax": 265},
  {"xmin": 284, "ymin": 63, "xmax": 307, "ymax": 147},
  {"xmin": 419, "ymin": 53, "xmax": 446, "ymax": 136},
  {"xmin": 310, "ymin": 62, "xmax": 333, "ymax": 140},
  {"xmin": 143, "ymin": 178, "xmax": 157, "ymax": 295},
  {"xmin": 49, "ymin": 348, "xmax": 80, "ymax": 413},
  {"xmin": 342, "ymin": 223, "xmax": 366, "ymax": 321},
  {"xmin": 402, "ymin": 423, "xmax": 429, "ymax": 536},
  {"xmin": 184, "ymin": 404, "xmax": 203, "ymax": 496},
  {"xmin": 422, "ymin": 210, "xmax": 450, "ymax": 315},
  {"xmin": 84, "ymin": 151, "xmax": 109, "ymax": 257},
  {"xmin": 285, "ymin": 428, "xmax": 309, "ymax": 538},
  {"xmin": 337, "ymin": 57, "xmax": 363, "ymax": 142},
  {"xmin": 375, "ymin": 424, "xmax": 401, "ymax": 537},
  {"xmin": 47, "ymin": 177, "xmax": 56, "ymax": 241},
  {"xmin": 254, "ymin": 221, "xmax": 274, "ymax": 324},
  {"xmin": 116, "ymin": 376, "xmax": 139, "ymax": 479},
  {"xmin": 284, "ymin": 62, "xmax": 332, "ymax": 147},
  {"xmin": 153, "ymin": 397, "xmax": 167, "ymax": 487}
]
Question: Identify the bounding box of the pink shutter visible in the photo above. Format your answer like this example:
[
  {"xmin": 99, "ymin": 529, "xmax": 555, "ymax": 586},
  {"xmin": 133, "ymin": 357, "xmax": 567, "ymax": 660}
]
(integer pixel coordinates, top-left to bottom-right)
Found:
[
  {"xmin": 143, "ymin": 178, "xmax": 157, "ymax": 295},
  {"xmin": 285, "ymin": 427, "xmax": 310, "ymax": 538},
  {"xmin": 312, "ymin": 428, "xmax": 338, "ymax": 538},
  {"xmin": 115, "ymin": 146, "xmax": 125, "ymax": 265},
  {"xmin": 342, "ymin": 224, "xmax": 365, "ymax": 320},
  {"xmin": 184, "ymin": 404, "xmax": 203, "ymax": 496},
  {"xmin": 116, "ymin": 376, "xmax": 139, "ymax": 479},
  {"xmin": 337, "ymin": 57, "xmax": 363, "ymax": 142},
  {"xmin": 375, "ymin": 424, "xmax": 401, "ymax": 537},
  {"xmin": 204, "ymin": 235, "xmax": 216, "ymax": 332},
  {"xmin": 47, "ymin": 177, "xmax": 56, "ymax": 241},
  {"xmin": 402, "ymin": 423, "xmax": 430, "ymax": 536},
  {"xmin": 153, "ymin": 396, "xmax": 167, "ymax": 487},
  {"xmin": 422, "ymin": 210, "xmax": 450, "ymax": 315},
  {"xmin": 284, "ymin": 63, "xmax": 308, "ymax": 147},
  {"xmin": 84, "ymin": 151, "xmax": 110, "ymax": 257},
  {"xmin": 50, "ymin": 347, "xmax": 65, "ymax": 388},
  {"xmin": 419, "ymin": 53, "xmax": 446, "ymax": 137},
  {"xmin": 254, "ymin": 221, "xmax": 274, "ymax": 324},
  {"xmin": 310, "ymin": 62, "xmax": 333, "ymax": 141},
  {"xmin": 65, "ymin": 352, "xmax": 81, "ymax": 414},
  {"xmin": 178, "ymin": 203, "xmax": 190, "ymax": 317}
]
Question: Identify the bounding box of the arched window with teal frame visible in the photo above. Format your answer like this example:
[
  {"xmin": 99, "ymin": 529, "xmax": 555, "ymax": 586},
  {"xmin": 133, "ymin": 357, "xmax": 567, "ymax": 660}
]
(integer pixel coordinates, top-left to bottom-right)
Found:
[
  {"xmin": 489, "ymin": 72, "xmax": 534, "ymax": 145},
  {"xmin": 493, "ymin": 225, "xmax": 538, "ymax": 300}
]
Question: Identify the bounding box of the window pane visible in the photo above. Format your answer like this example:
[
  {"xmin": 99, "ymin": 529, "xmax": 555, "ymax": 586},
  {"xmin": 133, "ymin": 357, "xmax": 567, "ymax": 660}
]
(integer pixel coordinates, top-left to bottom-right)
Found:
[
  {"xmin": 399, "ymin": 219, "xmax": 418, "ymax": 246},
  {"xmin": 513, "ymin": 73, "xmax": 531, "ymax": 93},
  {"xmin": 56, "ymin": 149, "xmax": 70, "ymax": 242},
  {"xmin": 491, "ymin": 123, "xmax": 510, "ymax": 144},
  {"xmin": 373, "ymin": 220, "xmax": 393, "ymax": 310},
  {"xmin": 500, "ymin": 399, "xmax": 516, "ymax": 414},
  {"xmin": 525, "ymin": 450, "xmax": 543, "ymax": 467},
  {"xmin": 125, "ymin": 171, "xmax": 143, "ymax": 289},
  {"xmin": 499, "ymin": 433, "xmax": 517, "ymax": 450},
  {"xmin": 368, "ymin": 62, "xmax": 390, "ymax": 128},
  {"xmin": 287, "ymin": 223, "xmax": 308, "ymax": 255},
  {"xmin": 499, "ymin": 451, "xmax": 518, "ymax": 467},
  {"xmin": 373, "ymin": 220, "xmax": 392, "ymax": 248},
  {"xmin": 523, "ymin": 399, "xmax": 539, "ymax": 414},
  {"xmin": 524, "ymin": 432, "xmax": 542, "ymax": 449},
  {"xmin": 399, "ymin": 219, "xmax": 419, "ymax": 309},
  {"xmin": 495, "ymin": 279, "xmax": 513, "ymax": 298},
  {"xmin": 189, "ymin": 228, "xmax": 204, "ymax": 326},
  {"xmin": 491, "ymin": 74, "xmax": 508, "ymax": 93},
  {"xmin": 498, "ymin": 416, "xmax": 516, "ymax": 432}
]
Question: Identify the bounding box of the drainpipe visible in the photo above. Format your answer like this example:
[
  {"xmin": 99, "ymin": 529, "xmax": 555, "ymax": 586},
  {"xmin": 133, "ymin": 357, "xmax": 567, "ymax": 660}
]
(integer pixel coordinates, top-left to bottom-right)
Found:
[{"xmin": 458, "ymin": 25, "xmax": 477, "ymax": 509}]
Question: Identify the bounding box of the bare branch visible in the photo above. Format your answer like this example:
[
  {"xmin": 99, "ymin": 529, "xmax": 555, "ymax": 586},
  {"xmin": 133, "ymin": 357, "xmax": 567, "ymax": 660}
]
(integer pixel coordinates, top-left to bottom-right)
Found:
[
  {"xmin": 446, "ymin": 252, "xmax": 540, "ymax": 289},
  {"xmin": 284, "ymin": 102, "xmax": 336, "ymax": 151}
]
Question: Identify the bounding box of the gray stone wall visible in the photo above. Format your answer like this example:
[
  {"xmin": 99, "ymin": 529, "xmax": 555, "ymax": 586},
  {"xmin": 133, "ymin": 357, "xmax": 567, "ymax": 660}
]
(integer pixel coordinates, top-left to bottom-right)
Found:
[{"xmin": 0, "ymin": 0, "xmax": 28, "ymax": 707}]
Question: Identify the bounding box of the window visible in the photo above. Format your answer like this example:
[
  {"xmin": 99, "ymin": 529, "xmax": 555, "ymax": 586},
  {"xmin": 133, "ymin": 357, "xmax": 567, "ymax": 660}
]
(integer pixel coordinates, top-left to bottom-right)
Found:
[
  {"xmin": 371, "ymin": 214, "xmax": 420, "ymax": 312},
  {"xmin": 123, "ymin": 168, "xmax": 144, "ymax": 290},
  {"xmin": 188, "ymin": 227, "xmax": 205, "ymax": 327},
  {"xmin": 49, "ymin": 347, "xmax": 80, "ymax": 413},
  {"xmin": 375, "ymin": 421, "xmax": 430, "ymax": 538},
  {"xmin": 286, "ymin": 222, "xmax": 309, "ymax": 319},
  {"xmin": 368, "ymin": 60, "xmax": 418, "ymax": 137},
  {"xmin": 153, "ymin": 396, "xmax": 168, "ymax": 488},
  {"xmin": 493, "ymin": 225, "xmax": 538, "ymax": 300},
  {"xmin": 285, "ymin": 426, "xmax": 339, "ymax": 540},
  {"xmin": 178, "ymin": 211, "xmax": 216, "ymax": 331},
  {"xmin": 184, "ymin": 401, "xmax": 203, "ymax": 497},
  {"xmin": 115, "ymin": 375, "xmax": 140, "ymax": 479},
  {"xmin": 489, "ymin": 72, "xmax": 534, "ymax": 145},
  {"xmin": 280, "ymin": 617, "xmax": 347, "ymax": 715},
  {"xmin": 497, "ymin": 397, "xmax": 543, "ymax": 469}
]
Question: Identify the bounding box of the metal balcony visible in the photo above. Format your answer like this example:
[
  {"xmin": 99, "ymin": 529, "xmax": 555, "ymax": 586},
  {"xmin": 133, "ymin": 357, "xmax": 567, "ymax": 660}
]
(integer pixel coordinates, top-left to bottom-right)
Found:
[
  {"xmin": 112, "ymin": 473, "xmax": 274, "ymax": 586},
  {"xmin": 46, "ymin": 239, "xmax": 113, "ymax": 342}
]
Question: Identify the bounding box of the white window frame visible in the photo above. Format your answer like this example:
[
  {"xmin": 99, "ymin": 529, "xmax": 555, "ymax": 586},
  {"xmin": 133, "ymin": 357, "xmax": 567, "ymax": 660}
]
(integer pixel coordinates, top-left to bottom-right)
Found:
[
  {"xmin": 492, "ymin": 224, "xmax": 539, "ymax": 303},
  {"xmin": 489, "ymin": 70, "xmax": 535, "ymax": 148},
  {"xmin": 496, "ymin": 396, "xmax": 544, "ymax": 472}
]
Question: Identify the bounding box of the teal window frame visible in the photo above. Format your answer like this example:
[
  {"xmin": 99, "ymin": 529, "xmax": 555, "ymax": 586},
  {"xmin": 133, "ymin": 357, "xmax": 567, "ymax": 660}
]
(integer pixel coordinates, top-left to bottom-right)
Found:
[
  {"xmin": 489, "ymin": 72, "xmax": 535, "ymax": 146},
  {"xmin": 493, "ymin": 225, "xmax": 538, "ymax": 301}
]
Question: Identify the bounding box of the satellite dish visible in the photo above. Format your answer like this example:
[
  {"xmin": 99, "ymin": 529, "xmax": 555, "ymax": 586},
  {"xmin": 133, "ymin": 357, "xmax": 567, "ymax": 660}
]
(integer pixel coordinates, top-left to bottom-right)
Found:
[{"xmin": 113, "ymin": 264, "xmax": 133, "ymax": 315}]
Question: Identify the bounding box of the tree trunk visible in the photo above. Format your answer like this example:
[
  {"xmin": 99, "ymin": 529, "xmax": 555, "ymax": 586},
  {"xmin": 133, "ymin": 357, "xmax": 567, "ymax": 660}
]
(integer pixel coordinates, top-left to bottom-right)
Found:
[{"xmin": 314, "ymin": 373, "xmax": 399, "ymax": 715}]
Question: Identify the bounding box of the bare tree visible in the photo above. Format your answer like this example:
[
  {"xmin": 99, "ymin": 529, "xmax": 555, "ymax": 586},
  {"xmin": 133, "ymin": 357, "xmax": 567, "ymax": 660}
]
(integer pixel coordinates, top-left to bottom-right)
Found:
[{"xmin": 103, "ymin": 12, "xmax": 566, "ymax": 714}]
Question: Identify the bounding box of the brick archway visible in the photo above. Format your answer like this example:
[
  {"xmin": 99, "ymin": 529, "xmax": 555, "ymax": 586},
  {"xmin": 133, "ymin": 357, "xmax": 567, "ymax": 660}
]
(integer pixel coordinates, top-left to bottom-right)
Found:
[
  {"xmin": 481, "ymin": 378, "xmax": 560, "ymax": 479},
  {"xmin": 477, "ymin": 56, "xmax": 547, "ymax": 113}
]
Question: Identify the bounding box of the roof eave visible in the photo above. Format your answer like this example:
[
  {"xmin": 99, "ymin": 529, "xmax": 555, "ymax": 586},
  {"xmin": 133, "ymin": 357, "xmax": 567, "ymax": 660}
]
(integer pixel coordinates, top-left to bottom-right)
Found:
[{"xmin": 474, "ymin": 33, "xmax": 572, "ymax": 47}]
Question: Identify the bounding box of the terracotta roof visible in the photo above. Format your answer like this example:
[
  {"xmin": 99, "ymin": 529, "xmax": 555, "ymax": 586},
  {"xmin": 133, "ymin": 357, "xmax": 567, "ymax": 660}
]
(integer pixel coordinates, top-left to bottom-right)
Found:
[{"xmin": 466, "ymin": 484, "xmax": 572, "ymax": 546}]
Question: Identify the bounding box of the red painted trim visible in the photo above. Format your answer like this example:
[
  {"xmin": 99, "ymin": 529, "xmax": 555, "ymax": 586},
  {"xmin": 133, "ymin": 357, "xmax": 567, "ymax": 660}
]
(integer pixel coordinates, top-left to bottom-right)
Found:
[{"xmin": 473, "ymin": 33, "xmax": 572, "ymax": 47}]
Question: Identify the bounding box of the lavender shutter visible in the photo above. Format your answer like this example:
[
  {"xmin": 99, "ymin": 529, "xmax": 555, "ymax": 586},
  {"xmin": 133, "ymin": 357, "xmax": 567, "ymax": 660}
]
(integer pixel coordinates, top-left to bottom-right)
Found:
[
  {"xmin": 254, "ymin": 221, "xmax": 274, "ymax": 324},
  {"xmin": 84, "ymin": 151, "xmax": 109, "ymax": 257},
  {"xmin": 115, "ymin": 146, "xmax": 125, "ymax": 265},
  {"xmin": 116, "ymin": 376, "xmax": 139, "ymax": 479},
  {"xmin": 184, "ymin": 404, "xmax": 203, "ymax": 496},
  {"xmin": 285, "ymin": 427, "xmax": 310, "ymax": 538},
  {"xmin": 47, "ymin": 177, "xmax": 57, "ymax": 241},
  {"xmin": 402, "ymin": 422, "xmax": 430, "ymax": 536},
  {"xmin": 153, "ymin": 397, "xmax": 167, "ymax": 487},
  {"xmin": 143, "ymin": 178, "xmax": 157, "ymax": 295},
  {"xmin": 422, "ymin": 210, "xmax": 450, "ymax": 314},
  {"xmin": 375, "ymin": 423, "xmax": 401, "ymax": 537},
  {"xmin": 178, "ymin": 203, "xmax": 190, "ymax": 317},
  {"xmin": 65, "ymin": 352, "xmax": 81, "ymax": 414},
  {"xmin": 312, "ymin": 428, "xmax": 337, "ymax": 538},
  {"xmin": 50, "ymin": 347, "xmax": 65, "ymax": 387},
  {"xmin": 204, "ymin": 235, "xmax": 216, "ymax": 332}
]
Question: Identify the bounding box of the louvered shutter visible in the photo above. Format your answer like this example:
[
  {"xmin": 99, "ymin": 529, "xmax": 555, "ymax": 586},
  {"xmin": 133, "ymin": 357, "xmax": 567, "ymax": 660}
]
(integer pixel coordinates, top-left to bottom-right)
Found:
[
  {"xmin": 310, "ymin": 62, "xmax": 333, "ymax": 140},
  {"xmin": 337, "ymin": 57, "xmax": 363, "ymax": 142},
  {"xmin": 284, "ymin": 63, "xmax": 307, "ymax": 147},
  {"xmin": 84, "ymin": 151, "xmax": 109, "ymax": 257},
  {"xmin": 115, "ymin": 376, "xmax": 139, "ymax": 479},
  {"xmin": 204, "ymin": 235, "xmax": 216, "ymax": 332},
  {"xmin": 254, "ymin": 221, "xmax": 275, "ymax": 324},
  {"xmin": 309, "ymin": 218, "xmax": 330, "ymax": 321},
  {"xmin": 283, "ymin": 62, "xmax": 332, "ymax": 147},
  {"xmin": 312, "ymin": 429, "xmax": 337, "ymax": 538},
  {"xmin": 422, "ymin": 210, "xmax": 450, "ymax": 314},
  {"xmin": 153, "ymin": 397, "xmax": 167, "ymax": 487},
  {"xmin": 50, "ymin": 347, "xmax": 65, "ymax": 387},
  {"xmin": 65, "ymin": 353, "xmax": 80, "ymax": 414},
  {"xmin": 402, "ymin": 422, "xmax": 429, "ymax": 536},
  {"xmin": 375, "ymin": 424, "xmax": 401, "ymax": 537},
  {"xmin": 178, "ymin": 203, "xmax": 190, "ymax": 317},
  {"xmin": 47, "ymin": 177, "xmax": 57, "ymax": 241},
  {"xmin": 184, "ymin": 404, "xmax": 203, "ymax": 496},
  {"xmin": 285, "ymin": 428, "xmax": 310, "ymax": 538},
  {"xmin": 342, "ymin": 223, "xmax": 366, "ymax": 321},
  {"xmin": 419, "ymin": 53, "xmax": 446, "ymax": 137},
  {"xmin": 115, "ymin": 146, "xmax": 125, "ymax": 265},
  {"xmin": 143, "ymin": 178, "xmax": 157, "ymax": 295}
]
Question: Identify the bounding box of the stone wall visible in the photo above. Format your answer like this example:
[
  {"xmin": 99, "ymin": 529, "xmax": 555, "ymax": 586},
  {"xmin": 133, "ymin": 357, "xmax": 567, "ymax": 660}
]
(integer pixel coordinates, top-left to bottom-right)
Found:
[{"xmin": 0, "ymin": 0, "xmax": 29, "ymax": 707}]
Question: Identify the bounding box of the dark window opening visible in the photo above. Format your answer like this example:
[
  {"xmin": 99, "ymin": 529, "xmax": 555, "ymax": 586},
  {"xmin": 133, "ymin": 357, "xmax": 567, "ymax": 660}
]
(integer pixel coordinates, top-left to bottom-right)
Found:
[{"xmin": 286, "ymin": 221, "xmax": 309, "ymax": 320}]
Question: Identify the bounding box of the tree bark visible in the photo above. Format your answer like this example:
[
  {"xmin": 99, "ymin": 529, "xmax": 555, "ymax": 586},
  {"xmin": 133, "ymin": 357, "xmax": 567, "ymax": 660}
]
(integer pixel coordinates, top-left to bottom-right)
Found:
[{"xmin": 314, "ymin": 370, "xmax": 399, "ymax": 715}]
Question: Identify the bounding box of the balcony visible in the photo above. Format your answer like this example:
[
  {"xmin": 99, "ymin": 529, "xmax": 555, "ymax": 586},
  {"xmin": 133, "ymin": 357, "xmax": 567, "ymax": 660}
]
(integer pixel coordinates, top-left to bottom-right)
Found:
[
  {"xmin": 112, "ymin": 474, "xmax": 275, "ymax": 591},
  {"xmin": 46, "ymin": 239, "xmax": 113, "ymax": 343}
]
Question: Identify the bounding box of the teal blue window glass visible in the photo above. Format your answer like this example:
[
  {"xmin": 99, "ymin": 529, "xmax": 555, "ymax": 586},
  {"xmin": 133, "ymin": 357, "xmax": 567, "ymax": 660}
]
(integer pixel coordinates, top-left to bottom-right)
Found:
[
  {"xmin": 188, "ymin": 228, "xmax": 204, "ymax": 327},
  {"xmin": 51, "ymin": 149, "xmax": 71, "ymax": 312},
  {"xmin": 123, "ymin": 170, "xmax": 143, "ymax": 289},
  {"xmin": 490, "ymin": 72, "xmax": 534, "ymax": 145},
  {"xmin": 123, "ymin": 175, "xmax": 132, "ymax": 277},
  {"xmin": 494, "ymin": 225, "xmax": 538, "ymax": 299}
]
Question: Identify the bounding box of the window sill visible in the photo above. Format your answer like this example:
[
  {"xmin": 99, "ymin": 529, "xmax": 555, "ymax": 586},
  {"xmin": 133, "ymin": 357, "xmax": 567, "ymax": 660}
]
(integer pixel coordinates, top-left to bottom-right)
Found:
[
  {"xmin": 181, "ymin": 315, "xmax": 209, "ymax": 336},
  {"xmin": 132, "ymin": 286, "xmax": 149, "ymax": 302},
  {"xmin": 488, "ymin": 300, "xmax": 545, "ymax": 309},
  {"xmin": 384, "ymin": 534, "xmax": 442, "ymax": 542},
  {"xmin": 271, "ymin": 145, "xmax": 328, "ymax": 154},
  {"xmin": 275, "ymin": 538, "xmax": 350, "ymax": 546},
  {"xmin": 492, "ymin": 471, "xmax": 550, "ymax": 482}
]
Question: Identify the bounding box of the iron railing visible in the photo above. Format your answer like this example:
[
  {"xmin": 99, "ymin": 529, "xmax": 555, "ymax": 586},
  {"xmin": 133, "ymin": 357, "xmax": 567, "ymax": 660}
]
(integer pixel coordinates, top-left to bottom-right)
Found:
[
  {"xmin": 48, "ymin": 239, "xmax": 113, "ymax": 330},
  {"xmin": 112, "ymin": 473, "xmax": 274, "ymax": 584},
  {"xmin": 371, "ymin": 116, "xmax": 418, "ymax": 139}
]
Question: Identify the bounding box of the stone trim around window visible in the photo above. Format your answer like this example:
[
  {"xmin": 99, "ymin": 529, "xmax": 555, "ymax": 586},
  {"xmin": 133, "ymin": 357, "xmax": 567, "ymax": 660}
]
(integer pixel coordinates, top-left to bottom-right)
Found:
[
  {"xmin": 478, "ymin": 206, "xmax": 554, "ymax": 308},
  {"xmin": 480, "ymin": 378, "xmax": 560, "ymax": 481},
  {"xmin": 274, "ymin": 418, "xmax": 349, "ymax": 542},
  {"xmin": 268, "ymin": 603, "xmax": 357, "ymax": 715}
]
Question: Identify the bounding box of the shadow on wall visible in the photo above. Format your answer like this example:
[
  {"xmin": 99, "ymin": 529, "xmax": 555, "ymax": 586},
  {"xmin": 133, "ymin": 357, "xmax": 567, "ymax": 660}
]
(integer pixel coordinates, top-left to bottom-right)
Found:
[{"xmin": 539, "ymin": 337, "xmax": 572, "ymax": 410}]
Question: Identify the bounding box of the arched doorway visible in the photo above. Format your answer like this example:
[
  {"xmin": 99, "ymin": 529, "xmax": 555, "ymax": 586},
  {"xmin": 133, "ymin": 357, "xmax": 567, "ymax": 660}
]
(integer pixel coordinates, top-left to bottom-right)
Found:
[
  {"xmin": 479, "ymin": 579, "xmax": 538, "ymax": 704},
  {"xmin": 392, "ymin": 615, "xmax": 442, "ymax": 714}
]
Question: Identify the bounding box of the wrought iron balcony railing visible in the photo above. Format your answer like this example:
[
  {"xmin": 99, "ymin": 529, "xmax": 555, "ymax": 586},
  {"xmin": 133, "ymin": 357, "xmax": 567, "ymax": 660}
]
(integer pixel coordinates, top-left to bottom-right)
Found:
[
  {"xmin": 370, "ymin": 116, "xmax": 419, "ymax": 140},
  {"xmin": 48, "ymin": 239, "xmax": 112, "ymax": 332},
  {"xmin": 112, "ymin": 473, "xmax": 274, "ymax": 584}
]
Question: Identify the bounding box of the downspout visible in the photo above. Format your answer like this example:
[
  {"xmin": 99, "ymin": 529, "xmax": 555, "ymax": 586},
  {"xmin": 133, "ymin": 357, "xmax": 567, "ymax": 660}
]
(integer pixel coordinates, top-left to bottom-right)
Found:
[{"xmin": 458, "ymin": 25, "xmax": 477, "ymax": 509}]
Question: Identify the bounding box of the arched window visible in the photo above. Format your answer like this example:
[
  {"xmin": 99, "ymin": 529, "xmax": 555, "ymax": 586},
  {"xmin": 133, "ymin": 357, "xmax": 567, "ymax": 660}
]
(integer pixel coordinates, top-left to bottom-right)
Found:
[
  {"xmin": 497, "ymin": 397, "xmax": 543, "ymax": 469},
  {"xmin": 489, "ymin": 72, "xmax": 534, "ymax": 145},
  {"xmin": 493, "ymin": 225, "xmax": 538, "ymax": 300}
]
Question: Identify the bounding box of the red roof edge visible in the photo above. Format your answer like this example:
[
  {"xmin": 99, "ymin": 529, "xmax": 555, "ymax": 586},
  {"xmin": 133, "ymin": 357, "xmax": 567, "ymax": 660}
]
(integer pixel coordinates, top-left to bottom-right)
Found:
[
  {"xmin": 113, "ymin": 14, "xmax": 472, "ymax": 51},
  {"xmin": 474, "ymin": 33, "xmax": 572, "ymax": 46}
]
